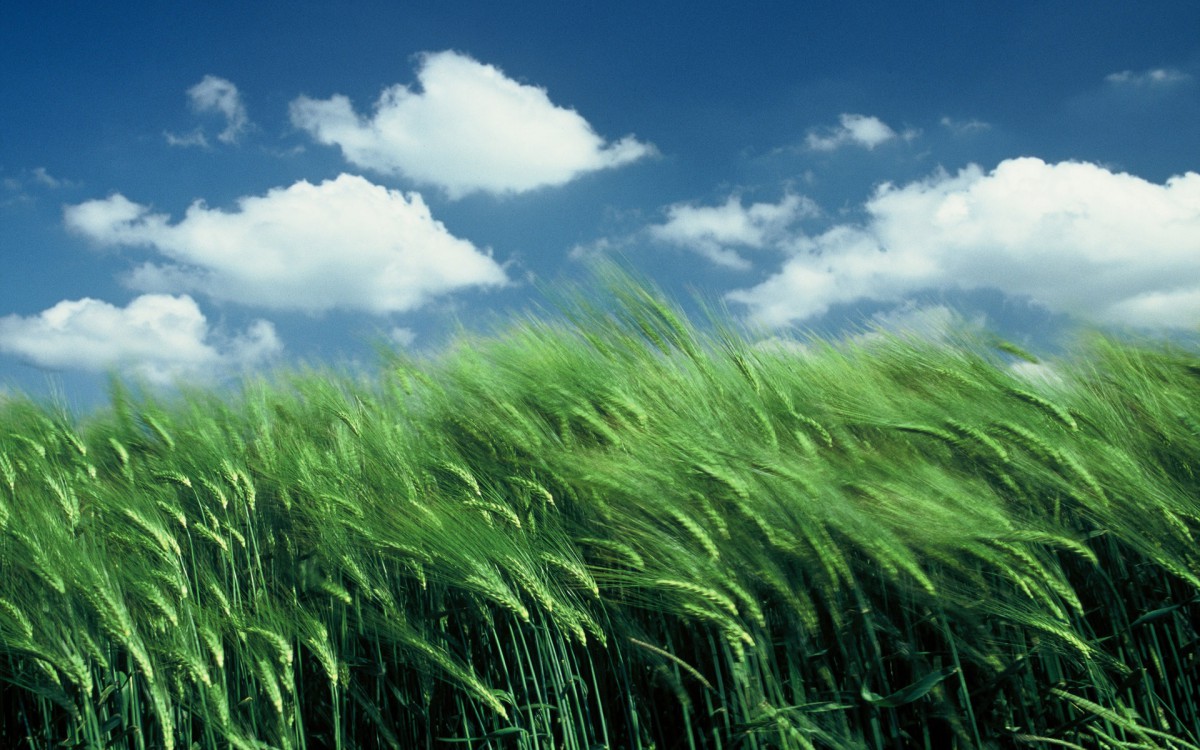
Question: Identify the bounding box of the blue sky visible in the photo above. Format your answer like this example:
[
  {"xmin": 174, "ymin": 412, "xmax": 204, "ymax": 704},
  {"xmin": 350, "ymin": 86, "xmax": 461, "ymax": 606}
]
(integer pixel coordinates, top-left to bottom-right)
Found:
[{"xmin": 3, "ymin": 2, "xmax": 1199, "ymax": 408}]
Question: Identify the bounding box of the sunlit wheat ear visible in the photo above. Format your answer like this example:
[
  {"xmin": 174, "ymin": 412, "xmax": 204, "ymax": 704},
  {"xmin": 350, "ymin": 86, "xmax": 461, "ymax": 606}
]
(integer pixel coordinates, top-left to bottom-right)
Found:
[
  {"xmin": 578, "ymin": 536, "xmax": 646, "ymax": 570},
  {"xmin": 1004, "ymin": 385, "xmax": 1079, "ymax": 431},
  {"xmin": 654, "ymin": 579, "xmax": 741, "ymax": 620},
  {"xmin": 664, "ymin": 506, "xmax": 721, "ymax": 560}
]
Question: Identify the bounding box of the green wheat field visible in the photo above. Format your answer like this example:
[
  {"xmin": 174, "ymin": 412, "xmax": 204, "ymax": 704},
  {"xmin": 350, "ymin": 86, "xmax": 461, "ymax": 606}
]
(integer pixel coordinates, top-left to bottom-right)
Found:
[{"xmin": 2, "ymin": 272, "xmax": 1198, "ymax": 749}]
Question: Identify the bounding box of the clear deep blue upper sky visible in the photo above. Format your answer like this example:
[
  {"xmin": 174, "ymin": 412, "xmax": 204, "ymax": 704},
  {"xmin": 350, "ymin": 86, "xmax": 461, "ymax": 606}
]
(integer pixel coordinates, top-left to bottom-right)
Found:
[{"xmin": 2, "ymin": 2, "xmax": 1199, "ymax": 407}]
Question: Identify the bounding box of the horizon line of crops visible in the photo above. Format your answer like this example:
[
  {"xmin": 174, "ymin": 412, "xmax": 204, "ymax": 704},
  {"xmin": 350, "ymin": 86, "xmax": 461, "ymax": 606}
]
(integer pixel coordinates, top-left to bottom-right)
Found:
[{"xmin": 1, "ymin": 267, "xmax": 1198, "ymax": 749}]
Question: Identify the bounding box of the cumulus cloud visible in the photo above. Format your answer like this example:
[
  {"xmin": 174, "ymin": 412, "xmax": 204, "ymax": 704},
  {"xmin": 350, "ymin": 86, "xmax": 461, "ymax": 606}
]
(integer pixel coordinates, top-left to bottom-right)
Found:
[
  {"xmin": 649, "ymin": 193, "xmax": 817, "ymax": 269},
  {"xmin": 167, "ymin": 75, "xmax": 250, "ymax": 147},
  {"xmin": 0, "ymin": 295, "xmax": 280, "ymax": 384},
  {"xmin": 1105, "ymin": 67, "xmax": 1192, "ymax": 87},
  {"xmin": 728, "ymin": 157, "xmax": 1200, "ymax": 330},
  {"xmin": 806, "ymin": 114, "xmax": 907, "ymax": 151},
  {"xmin": 64, "ymin": 174, "xmax": 508, "ymax": 314},
  {"xmin": 289, "ymin": 50, "xmax": 654, "ymax": 197}
]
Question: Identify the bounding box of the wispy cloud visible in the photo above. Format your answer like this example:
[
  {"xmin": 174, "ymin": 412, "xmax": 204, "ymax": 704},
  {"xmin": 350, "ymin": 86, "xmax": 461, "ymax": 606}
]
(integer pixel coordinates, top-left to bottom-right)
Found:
[
  {"xmin": 166, "ymin": 75, "xmax": 251, "ymax": 147},
  {"xmin": 30, "ymin": 167, "xmax": 73, "ymax": 188},
  {"xmin": 164, "ymin": 130, "xmax": 209, "ymax": 148},
  {"xmin": 1105, "ymin": 67, "xmax": 1192, "ymax": 87},
  {"xmin": 861, "ymin": 303, "xmax": 975, "ymax": 343},
  {"xmin": 648, "ymin": 193, "xmax": 817, "ymax": 269},
  {"xmin": 64, "ymin": 174, "xmax": 508, "ymax": 314},
  {"xmin": 1009, "ymin": 360, "xmax": 1065, "ymax": 390},
  {"xmin": 290, "ymin": 50, "xmax": 654, "ymax": 198},
  {"xmin": 806, "ymin": 113, "xmax": 913, "ymax": 151},
  {"xmin": 0, "ymin": 294, "xmax": 279, "ymax": 384},
  {"xmin": 4, "ymin": 166, "xmax": 77, "ymax": 192},
  {"xmin": 389, "ymin": 327, "xmax": 416, "ymax": 347},
  {"xmin": 939, "ymin": 116, "xmax": 991, "ymax": 136},
  {"xmin": 568, "ymin": 236, "xmax": 622, "ymax": 263},
  {"xmin": 729, "ymin": 158, "xmax": 1200, "ymax": 330}
]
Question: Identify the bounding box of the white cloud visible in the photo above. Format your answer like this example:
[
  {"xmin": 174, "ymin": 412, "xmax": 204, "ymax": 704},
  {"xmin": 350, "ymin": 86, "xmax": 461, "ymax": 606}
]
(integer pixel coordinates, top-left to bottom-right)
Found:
[
  {"xmin": 649, "ymin": 193, "xmax": 817, "ymax": 269},
  {"xmin": 568, "ymin": 236, "xmax": 620, "ymax": 263},
  {"xmin": 289, "ymin": 50, "xmax": 654, "ymax": 197},
  {"xmin": 189, "ymin": 75, "xmax": 249, "ymax": 143},
  {"xmin": 0, "ymin": 295, "xmax": 280, "ymax": 384},
  {"xmin": 752, "ymin": 336, "xmax": 811, "ymax": 356},
  {"xmin": 165, "ymin": 130, "xmax": 209, "ymax": 148},
  {"xmin": 31, "ymin": 167, "xmax": 69, "ymax": 188},
  {"xmin": 64, "ymin": 174, "xmax": 508, "ymax": 314},
  {"xmin": 65, "ymin": 193, "xmax": 162, "ymax": 242},
  {"xmin": 1, "ymin": 167, "xmax": 78, "ymax": 199},
  {"xmin": 1105, "ymin": 67, "xmax": 1192, "ymax": 87},
  {"xmin": 389, "ymin": 327, "xmax": 416, "ymax": 347},
  {"xmin": 863, "ymin": 303, "xmax": 973, "ymax": 342},
  {"xmin": 806, "ymin": 114, "xmax": 904, "ymax": 151},
  {"xmin": 729, "ymin": 157, "xmax": 1200, "ymax": 330},
  {"xmin": 1009, "ymin": 360, "xmax": 1065, "ymax": 390},
  {"xmin": 940, "ymin": 116, "xmax": 991, "ymax": 136},
  {"xmin": 166, "ymin": 75, "xmax": 250, "ymax": 147}
]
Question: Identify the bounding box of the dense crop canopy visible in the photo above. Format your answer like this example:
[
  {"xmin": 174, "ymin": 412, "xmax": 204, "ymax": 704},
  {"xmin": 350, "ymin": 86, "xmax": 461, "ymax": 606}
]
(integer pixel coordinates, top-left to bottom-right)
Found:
[{"xmin": 1, "ymin": 273, "xmax": 1198, "ymax": 749}]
